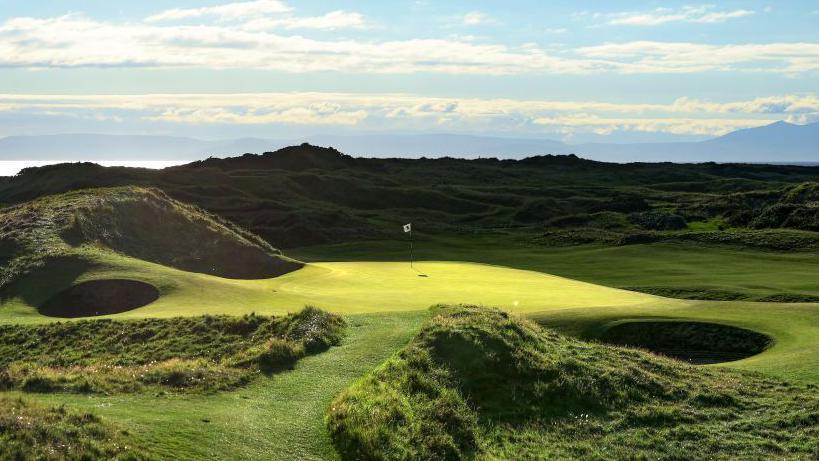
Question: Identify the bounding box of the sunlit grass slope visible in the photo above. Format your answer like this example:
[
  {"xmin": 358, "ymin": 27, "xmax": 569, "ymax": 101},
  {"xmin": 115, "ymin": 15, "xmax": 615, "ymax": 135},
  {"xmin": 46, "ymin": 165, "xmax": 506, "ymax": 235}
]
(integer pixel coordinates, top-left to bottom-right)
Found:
[
  {"xmin": 292, "ymin": 237, "xmax": 819, "ymax": 301},
  {"xmin": 0, "ymin": 249, "xmax": 668, "ymax": 323}
]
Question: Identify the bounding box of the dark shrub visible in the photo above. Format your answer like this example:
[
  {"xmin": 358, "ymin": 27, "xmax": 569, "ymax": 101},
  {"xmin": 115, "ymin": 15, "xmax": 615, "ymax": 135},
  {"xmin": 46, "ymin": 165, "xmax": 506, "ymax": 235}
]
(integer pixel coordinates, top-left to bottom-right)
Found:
[{"xmin": 629, "ymin": 211, "xmax": 688, "ymax": 230}]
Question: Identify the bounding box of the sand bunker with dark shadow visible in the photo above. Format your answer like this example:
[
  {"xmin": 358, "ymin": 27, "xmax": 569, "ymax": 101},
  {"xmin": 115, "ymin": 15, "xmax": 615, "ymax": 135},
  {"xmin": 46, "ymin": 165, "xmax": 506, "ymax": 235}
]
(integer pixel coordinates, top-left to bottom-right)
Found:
[
  {"xmin": 599, "ymin": 320, "xmax": 772, "ymax": 364},
  {"xmin": 39, "ymin": 279, "xmax": 160, "ymax": 318}
]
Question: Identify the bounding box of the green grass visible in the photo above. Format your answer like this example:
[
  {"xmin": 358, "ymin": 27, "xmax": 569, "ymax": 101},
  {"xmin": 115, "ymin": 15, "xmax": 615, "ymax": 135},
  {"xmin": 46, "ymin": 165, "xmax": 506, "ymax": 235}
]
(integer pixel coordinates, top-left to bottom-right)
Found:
[
  {"xmin": 16, "ymin": 310, "xmax": 428, "ymax": 460},
  {"xmin": 287, "ymin": 238, "xmax": 819, "ymax": 383},
  {"xmin": 3, "ymin": 191, "xmax": 819, "ymax": 458},
  {"xmin": 3, "ymin": 156, "xmax": 819, "ymax": 459},
  {"xmin": 328, "ymin": 306, "xmax": 819, "ymax": 461},
  {"xmin": 0, "ymin": 248, "xmax": 664, "ymax": 323},
  {"xmin": 3, "ymin": 240, "xmax": 819, "ymax": 383},
  {"xmin": 290, "ymin": 236, "xmax": 819, "ymax": 301}
]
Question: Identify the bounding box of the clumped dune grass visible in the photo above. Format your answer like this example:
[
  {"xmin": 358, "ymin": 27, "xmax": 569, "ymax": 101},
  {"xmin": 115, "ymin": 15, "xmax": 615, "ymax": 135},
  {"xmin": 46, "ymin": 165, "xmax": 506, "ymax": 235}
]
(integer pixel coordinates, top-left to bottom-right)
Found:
[
  {"xmin": 327, "ymin": 305, "xmax": 819, "ymax": 460},
  {"xmin": 0, "ymin": 306, "xmax": 345, "ymax": 394},
  {"xmin": 0, "ymin": 396, "xmax": 147, "ymax": 460}
]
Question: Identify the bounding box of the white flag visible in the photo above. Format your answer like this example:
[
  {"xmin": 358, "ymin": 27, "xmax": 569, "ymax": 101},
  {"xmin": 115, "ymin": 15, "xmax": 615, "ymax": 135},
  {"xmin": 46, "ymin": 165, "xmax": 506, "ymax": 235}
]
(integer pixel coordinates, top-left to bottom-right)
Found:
[{"xmin": 403, "ymin": 223, "xmax": 412, "ymax": 233}]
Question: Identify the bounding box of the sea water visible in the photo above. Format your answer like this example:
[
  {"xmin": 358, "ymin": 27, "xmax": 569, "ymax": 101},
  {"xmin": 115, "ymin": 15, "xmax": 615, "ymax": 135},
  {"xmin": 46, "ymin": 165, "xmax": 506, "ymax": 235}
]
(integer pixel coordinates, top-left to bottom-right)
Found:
[{"xmin": 0, "ymin": 160, "xmax": 189, "ymax": 177}]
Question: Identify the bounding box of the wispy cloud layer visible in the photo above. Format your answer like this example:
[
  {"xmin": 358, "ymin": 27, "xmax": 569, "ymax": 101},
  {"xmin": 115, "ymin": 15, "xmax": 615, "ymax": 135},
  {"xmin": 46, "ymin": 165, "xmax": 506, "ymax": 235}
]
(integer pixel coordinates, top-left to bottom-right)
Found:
[
  {"xmin": 607, "ymin": 5, "xmax": 755, "ymax": 26},
  {"xmin": 146, "ymin": 0, "xmax": 292, "ymax": 22},
  {"xmin": 0, "ymin": 14, "xmax": 815, "ymax": 75},
  {"xmin": 0, "ymin": 93, "xmax": 814, "ymax": 136},
  {"xmin": 243, "ymin": 10, "xmax": 369, "ymax": 30}
]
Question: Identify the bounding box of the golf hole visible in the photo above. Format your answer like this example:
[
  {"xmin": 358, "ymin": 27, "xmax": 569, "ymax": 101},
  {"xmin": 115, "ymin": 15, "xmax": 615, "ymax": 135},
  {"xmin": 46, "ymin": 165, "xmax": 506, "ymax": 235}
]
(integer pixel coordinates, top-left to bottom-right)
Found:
[
  {"xmin": 39, "ymin": 279, "xmax": 160, "ymax": 318},
  {"xmin": 598, "ymin": 321, "xmax": 772, "ymax": 364}
]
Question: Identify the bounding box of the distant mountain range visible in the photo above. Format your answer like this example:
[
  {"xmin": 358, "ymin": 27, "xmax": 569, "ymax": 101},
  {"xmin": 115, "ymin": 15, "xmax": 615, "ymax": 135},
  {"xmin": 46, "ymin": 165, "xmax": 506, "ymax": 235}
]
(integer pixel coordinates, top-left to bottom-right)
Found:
[{"xmin": 0, "ymin": 121, "xmax": 816, "ymax": 163}]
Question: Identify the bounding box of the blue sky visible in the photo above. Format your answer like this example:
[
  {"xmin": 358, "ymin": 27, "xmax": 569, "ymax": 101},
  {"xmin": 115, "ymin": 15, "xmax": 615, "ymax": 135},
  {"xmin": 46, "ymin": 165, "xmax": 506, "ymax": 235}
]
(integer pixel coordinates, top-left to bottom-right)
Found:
[{"xmin": 0, "ymin": 0, "xmax": 817, "ymax": 142}]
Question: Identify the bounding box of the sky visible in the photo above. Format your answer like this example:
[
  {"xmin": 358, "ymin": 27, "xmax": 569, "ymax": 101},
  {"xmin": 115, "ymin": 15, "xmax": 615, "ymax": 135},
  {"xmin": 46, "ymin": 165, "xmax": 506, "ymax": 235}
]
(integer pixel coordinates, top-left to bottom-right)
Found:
[{"xmin": 0, "ymin": 0, "xmax": 817, "ymax": 143}]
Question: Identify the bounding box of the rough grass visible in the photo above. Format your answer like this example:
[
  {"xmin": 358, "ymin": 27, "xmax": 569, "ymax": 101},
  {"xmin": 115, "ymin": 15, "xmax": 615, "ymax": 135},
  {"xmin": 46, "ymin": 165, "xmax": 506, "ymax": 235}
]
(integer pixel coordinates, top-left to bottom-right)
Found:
[
  {"xmin": 622, "ymin": 286, "xmax": 749, "ymax": 301},
  {"xmin": 0, "ymin": 396, "xmax": 147, "ymax": 460},
  {"xmin": 0, "ymin": 307, "xmax": 345, "ymax": 394},
  {"xmin": 327, "ymin": 305, "xmax": 819, "ymax": 461}
]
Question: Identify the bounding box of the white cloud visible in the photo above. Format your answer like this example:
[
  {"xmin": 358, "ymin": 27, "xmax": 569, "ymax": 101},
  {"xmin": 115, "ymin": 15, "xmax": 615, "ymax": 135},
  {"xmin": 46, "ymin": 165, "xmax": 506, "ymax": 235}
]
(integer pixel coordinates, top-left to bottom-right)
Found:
[
  {"xmin": 608, "ymin": 5, "xmax": 754, "ymax": 26},
  {"xmin": 243, "ymin": 10, "xmax": 369, "ymax": 30},
  {"xmin": 695, "ymin": 9, "xmax": 755, "ymax": 23},
  {"xmin": 463, "ymin": 11, "xmax": 496, "ymax": 26},
  {"xmin": 0, "ymin": 93, "xmax": 813, "ymax": 136},
  {"xmin": 0, "ymin": 3, "xmax": 813, "ymax": 77},
  {"xmin": 147, "ymin": 0, "xmax": 292, "ymax": 22},
  {"xmin": 575, "ymin": 41, "xmax": 819, "ymax": 74},
  {"xmin": 0, "ymin": 15, "xmax": 597, "ymax": 74},
  {"xmin": 0, "ymin": 14, "xmax": 816, "ymax": 76},
  {"xmin": 532, "ymin": 115, "xmax": 770, "ymax": 136}
]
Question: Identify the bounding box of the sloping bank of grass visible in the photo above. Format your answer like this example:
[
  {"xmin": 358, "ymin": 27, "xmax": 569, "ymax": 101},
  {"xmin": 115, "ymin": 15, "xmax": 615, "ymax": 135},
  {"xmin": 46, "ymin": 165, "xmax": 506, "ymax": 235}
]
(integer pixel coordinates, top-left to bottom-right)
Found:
[
  {"xmin": 327, "ymin": 305, "xmax": 819, "ymax": 460},
  {"xmin": 0, "ymin": 307, "xmax": 344, "ymax": 394}
]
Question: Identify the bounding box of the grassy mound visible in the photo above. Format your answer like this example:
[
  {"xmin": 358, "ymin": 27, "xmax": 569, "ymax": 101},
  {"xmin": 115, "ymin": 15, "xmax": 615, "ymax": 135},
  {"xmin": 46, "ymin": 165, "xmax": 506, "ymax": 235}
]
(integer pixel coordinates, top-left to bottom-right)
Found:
[
  {"xmin": 40, "ymin": 279, "xmax": 160, "ymax": 317},
  {"xmin": 0, "ymin": 186, "xmax": 301, "ymax": 291},
  {"xmin": 0, "ymin": 396, "xmax": 147, "ymax": 460},
  {"xmin": 327, "ymin": 306, "xmax": 819, "ymax": 460},
  {"xmin": 598, "ymin": 320, "xmax": 772, "ymax": 364},
  {"xmin": 0, "ymin": 307, "xmax": 345, "ymax": 394}
]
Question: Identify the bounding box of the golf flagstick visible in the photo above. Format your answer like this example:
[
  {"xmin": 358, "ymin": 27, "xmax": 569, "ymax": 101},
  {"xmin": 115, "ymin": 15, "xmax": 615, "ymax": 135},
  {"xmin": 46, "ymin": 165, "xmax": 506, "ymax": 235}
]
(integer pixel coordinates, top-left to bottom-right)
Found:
[
  {"xmin": 403, "ymin": 223, "xmax": 426, "ymax": 276},
  {"xmin": 403, "ymin": 223, "xmax": 413, "ymax": 268},
  {"xmin": 410, "ymin": 227, "xmax": 413, "ymax": 270}
]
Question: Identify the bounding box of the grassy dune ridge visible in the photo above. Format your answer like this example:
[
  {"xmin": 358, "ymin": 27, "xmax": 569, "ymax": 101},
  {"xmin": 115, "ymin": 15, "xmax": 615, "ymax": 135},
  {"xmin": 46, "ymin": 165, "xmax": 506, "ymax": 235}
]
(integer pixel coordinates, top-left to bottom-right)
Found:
[
  {"xmin": 327, "ymin": 305, "xmax": 819, "ymax": 460},
  {"xmin": 0, "ymin": 186, "xmax": 300, "ymax": 292}
]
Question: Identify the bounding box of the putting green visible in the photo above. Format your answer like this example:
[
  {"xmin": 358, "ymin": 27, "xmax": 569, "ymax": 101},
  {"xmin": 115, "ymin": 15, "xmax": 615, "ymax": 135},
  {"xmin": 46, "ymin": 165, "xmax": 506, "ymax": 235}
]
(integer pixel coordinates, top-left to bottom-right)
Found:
[{"xmin": 0, "ymin": 251, "xmax": 674, "ymax": 322}]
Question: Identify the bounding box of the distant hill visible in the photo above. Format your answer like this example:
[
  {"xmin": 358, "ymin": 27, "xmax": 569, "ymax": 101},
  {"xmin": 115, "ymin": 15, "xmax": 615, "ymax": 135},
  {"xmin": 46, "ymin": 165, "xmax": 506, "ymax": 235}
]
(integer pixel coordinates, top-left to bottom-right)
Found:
[
  {"xmin": 304, "ymin": 133, "xmax": 569, "ymax": 158},
  {"xmin": 0, "ymin": 121, "xmax": 815, "ymax": 163},
  {"xmin": 577, "ymin": 121, "xmax": 819, "ymax": 163}
]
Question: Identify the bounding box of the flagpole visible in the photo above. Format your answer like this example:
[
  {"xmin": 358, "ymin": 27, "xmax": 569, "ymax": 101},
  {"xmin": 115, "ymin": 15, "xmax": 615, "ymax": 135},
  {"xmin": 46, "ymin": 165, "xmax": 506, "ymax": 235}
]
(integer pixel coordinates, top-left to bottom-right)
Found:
[{"xmin": 409, "ymin": 228, "xmax": 414, "ymax": 270}]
